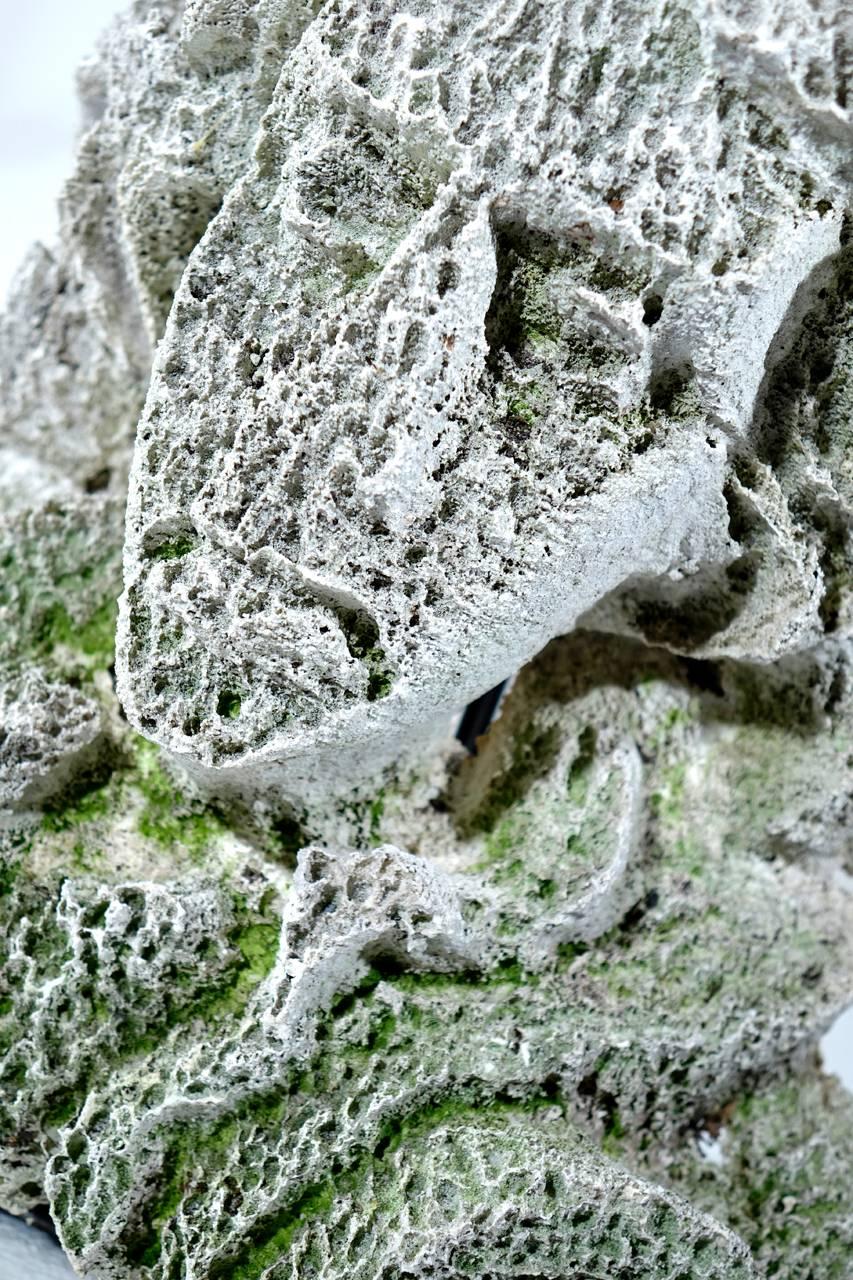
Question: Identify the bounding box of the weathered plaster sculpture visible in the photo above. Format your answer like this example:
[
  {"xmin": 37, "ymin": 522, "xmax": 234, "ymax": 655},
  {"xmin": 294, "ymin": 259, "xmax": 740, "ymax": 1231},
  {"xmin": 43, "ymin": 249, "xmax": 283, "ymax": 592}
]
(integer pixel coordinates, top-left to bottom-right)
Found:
[
  {"xmin": 1, "ymin": 1, "xmax": 852, "ymax": 1278},
  {"xmin": 117, "ymin": 0, "xmax": 850, "ymax": 803}
]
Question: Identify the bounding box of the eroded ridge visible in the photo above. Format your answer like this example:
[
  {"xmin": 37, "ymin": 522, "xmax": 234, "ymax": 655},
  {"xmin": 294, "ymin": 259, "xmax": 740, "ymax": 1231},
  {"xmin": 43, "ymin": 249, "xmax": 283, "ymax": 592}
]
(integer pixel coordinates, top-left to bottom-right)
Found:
[
  {"xmin": 4, "ymin": 602, "xmax": 853, "ymax": 1276},
  {"xmin": 118, "ymin": 0, "xmax": 851, "ymax": 792},
  {"xmin": 0, "ymin": 0, "xmax": 319, "ymax": 511},
  {"xmin": 1, "ymin": 2, "xmax": 852, "ymax": 1279}
]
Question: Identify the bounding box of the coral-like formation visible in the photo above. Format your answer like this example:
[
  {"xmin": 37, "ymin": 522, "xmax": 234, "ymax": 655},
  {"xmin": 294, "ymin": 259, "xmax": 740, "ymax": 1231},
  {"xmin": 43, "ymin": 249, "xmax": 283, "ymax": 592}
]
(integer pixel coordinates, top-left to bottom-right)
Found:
[
  {"xmin": 0, "ymin": 0, "xmax": 319, "ymax": 512},
  {"xmin": 1, "ymin": 1, "xmax": 852, "ymax": 1279},
  {"xmin": 117, "ymin": 0, "xmax": 851, "ymax": 800}
]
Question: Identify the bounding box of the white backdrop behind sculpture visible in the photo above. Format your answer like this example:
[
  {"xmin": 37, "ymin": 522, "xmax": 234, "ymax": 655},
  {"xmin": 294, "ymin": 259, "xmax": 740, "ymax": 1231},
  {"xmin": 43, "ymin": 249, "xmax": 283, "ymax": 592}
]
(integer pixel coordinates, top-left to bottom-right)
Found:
[
  {"xmin": 0, "ymin": 1211, "xmax": 77, "ymax": 1278},
  {"xmin": 0, "ymin": 0, "xmax": 124, "ymax": 303},
  {"xmin": 0, "ymin": 7, "xmax": 130, "ymax": 1274}
]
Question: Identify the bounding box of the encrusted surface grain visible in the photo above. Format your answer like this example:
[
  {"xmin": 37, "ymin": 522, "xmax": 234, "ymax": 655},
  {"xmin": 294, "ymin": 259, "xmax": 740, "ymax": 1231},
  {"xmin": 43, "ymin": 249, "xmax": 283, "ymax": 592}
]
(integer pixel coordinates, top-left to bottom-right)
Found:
[
  {"xmin": 116, "ymin": 0, "xmax": 853, "ymax": 796},
  {"xmin": 1, "ymin": 1, "xmax": 852, "ymax": 1278}
]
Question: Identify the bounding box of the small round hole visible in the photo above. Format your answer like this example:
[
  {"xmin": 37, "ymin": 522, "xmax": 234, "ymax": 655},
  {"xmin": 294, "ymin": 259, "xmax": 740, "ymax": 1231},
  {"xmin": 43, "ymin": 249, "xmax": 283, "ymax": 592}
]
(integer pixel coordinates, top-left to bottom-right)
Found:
[{"xmin": 642, "ymin": 293, "xmax": 664, "ymax": 326}]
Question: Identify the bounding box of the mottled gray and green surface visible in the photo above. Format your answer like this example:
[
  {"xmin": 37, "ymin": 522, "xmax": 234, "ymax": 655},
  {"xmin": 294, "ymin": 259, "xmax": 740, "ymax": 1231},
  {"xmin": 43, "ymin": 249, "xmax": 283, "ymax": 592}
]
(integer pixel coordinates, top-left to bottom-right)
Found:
[{"xmin": 1, "ymin": 1, "xmax": 852, "ymax": 1277}]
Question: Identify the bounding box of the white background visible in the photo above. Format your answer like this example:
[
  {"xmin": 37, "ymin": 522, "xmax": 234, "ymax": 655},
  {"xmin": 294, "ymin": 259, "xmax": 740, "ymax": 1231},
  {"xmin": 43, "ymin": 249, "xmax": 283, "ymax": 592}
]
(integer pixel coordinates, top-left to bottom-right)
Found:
[
  {"xmin": 0, "ymin": 3, "xmax": 851, "ymax": 1092},
  {"xmin": 0, "ymin": 0, "xmax": 123, "ymax": 302}
]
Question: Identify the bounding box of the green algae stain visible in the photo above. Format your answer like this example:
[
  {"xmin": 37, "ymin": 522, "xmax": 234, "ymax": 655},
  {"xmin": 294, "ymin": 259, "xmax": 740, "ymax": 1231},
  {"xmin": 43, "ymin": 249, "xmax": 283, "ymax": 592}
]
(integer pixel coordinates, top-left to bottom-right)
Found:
[
  {"xmin": 44, "ymin": 1088, "xmax": 85, "ymax": 1130},
  {"xmin": 41, "ymin": 769, "xmax": 116, "ymax": 833},
  {"xmin": 225, "ymin": 1180, "xmax": 337, "ymax": 1280},
  {"xmin": 337, "ymin": 787, "xmax": 390, "ymax": 850},
  {"xmin": 338, "ymin": 609, "xmax": 395, "ymax": 702},
  {"xmin": 34, "ymin": 735, "xmax": 233, "ymax": 875},
  {"xmin": 150, "ymin": 532, "xmax": 197, "ymax": 561},
  {"xmin": 507, "ymin": 393, "xmax": 537, "ymax": 425},
  {"xmin": 27, "ymin": 913, "xmax": 72, "ymax": 980},
  {"xmin": 133, "ymin": 739, "xmax": 226, "ymax": 859},
  {"xmin": 366, "ymin": 663, "xmax": 394, "ymax": 701},
  {"xmin": 567, "ymin": 725, "xmax": 596, "ymax": 806},
  {"xmin": 33, "ymin": 897, "xmax": 281, "ymax": 1158},
  {"xmin": 601, "ymin": 1108, "xmax": 625, "ymax": 1157},
  {"xmin": 70, "ymin": 841, "xmax": 103, "ymax": 873},
  {"xmin": 127, "ymin": 1156, "xmax": 191, "ymax": 1268},
  {"xmin": 468, "ymin": 814, "xmax": 528, "ymax": 880},
  {"xmin": 127, "ymin": 964, "xmax": 550, "ymax": 1270},
  {"xmin": 369, "ymin": 790, "xmax": 385, "ymax": 841},
  {"xmin": 216, "ymin": 689, "xmax": 243, "ymax": 719},
  {"xmin": 650, "ymin": 762, "xmax": 687, "ymax": 824},
  {"xmin": 0, "ymin": 860, "xmax": 21, "ymax": 898},
  {"xmin": 175, "ymin": 912, "xmax": 281, "ymax": 1030},
  {"xmin": 33, "ymin": 597, "xmax": 118, "ymax": 669},
  {"xmin": 208, "ymin": 1093, "xmax": 567, "ymax": 1280},
  {"xmin": 463, "ymin": 720, "xmax": 561, "ymax": 837},
  {"xmin": 235, "ymin": 922, "xmax": 280, "ymax": 979}
]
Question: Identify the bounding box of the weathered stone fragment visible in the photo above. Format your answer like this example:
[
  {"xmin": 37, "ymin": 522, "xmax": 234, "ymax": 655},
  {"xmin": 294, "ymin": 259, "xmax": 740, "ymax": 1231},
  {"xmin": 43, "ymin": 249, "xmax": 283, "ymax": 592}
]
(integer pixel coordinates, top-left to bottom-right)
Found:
[
  {"xmin": 117, "ymin": 0, "xmax": 851, "ymax": 801},
  {"xmin": 635, "ymin": 1064, "xmax": 853, "ymax": 1280},
  {"xmin": 0, "ymin": 671, "xmax": 104, "ymax": 811},
  {"xmin": 1, "ymin": 620, "xmax": 850, "ymax": 1277},
  {"xmin": 0, "ymin": 0, "xmax": 319, "ymax": 511},
  {"xmin": 0, "ymin": 2, "xmax": 852, "ymax": 1278},
  {"xmin": 0, "ymin": 498, "xmax": 122, "ymax": 814}
]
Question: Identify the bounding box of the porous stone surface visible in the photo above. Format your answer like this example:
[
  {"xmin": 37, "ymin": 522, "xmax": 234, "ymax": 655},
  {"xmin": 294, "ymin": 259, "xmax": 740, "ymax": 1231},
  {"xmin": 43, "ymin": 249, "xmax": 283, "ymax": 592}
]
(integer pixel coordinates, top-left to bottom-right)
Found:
[
  {"xmin": 3, "ymin": 613, "xmax": 853, "ymax": 1277},
  {"xmin": 0, "ymin": 498, "xmax": 123, "ymax": 813},
  {"xmin": 116, "ymin": 0, "xmax": 852, "ymax": 801},
  {"xmin": 0, "ymin": 0, "xmax": 319, "ymax": 512},
  {"xmin": 636, "ymin": 1062, "xmax": 853, "ymax": 1280},
  {"xmin": 1, "ymin": 2, "xmax": 852, "ymax": 1279},
  {"xmin": 0, "ymin": 670, "xmax": 104, "ymax": 811}
]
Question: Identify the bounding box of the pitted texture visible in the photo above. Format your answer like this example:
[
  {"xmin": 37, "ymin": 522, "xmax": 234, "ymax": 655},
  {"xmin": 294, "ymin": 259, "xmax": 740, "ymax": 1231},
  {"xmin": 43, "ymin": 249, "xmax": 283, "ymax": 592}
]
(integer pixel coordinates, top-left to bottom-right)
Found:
[
  {"xmin": 635, "ymin": 1066, "xmax": 853, "ymax": 1279},
  {"xmin": 1, "ymin": 2, "xmax": 853, "ymax": 1279},
  {"xmin": 117, "ymin": 0, "xmax": 852, "ymax": 794},
  {"xmin": 0, "ymin": 672, "xmax": 103, "ymax": 810},
  {"xmin": 2, "ymin": 623, "xmax": 852, "ymax": 1278},
  {"xmin": 0, "ymin": 498, "xmax": 123, "ymax": 811},
  {"xmin": 236, "ymin": 1111, "xmax": 756, "ymax": 1280},
  {"xmin": 0, "ymin": 0, "xmax": 319, "ymax": 510}
]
